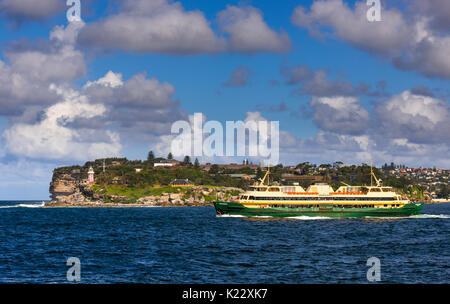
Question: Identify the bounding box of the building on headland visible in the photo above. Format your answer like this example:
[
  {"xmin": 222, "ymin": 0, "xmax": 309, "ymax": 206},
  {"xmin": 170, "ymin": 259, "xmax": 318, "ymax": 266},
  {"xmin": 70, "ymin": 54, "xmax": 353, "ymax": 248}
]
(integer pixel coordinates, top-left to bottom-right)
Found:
[
  {"xmin": 170, "ymin": 179, "xmax": 194, "ymax": 187},
  {"xmin": 154, "ymin": 159, "xmax": 180, "ymax": 168},
  {"xmin": 88, "ymin": 166, "xmax": 95, "ymax": 184}
]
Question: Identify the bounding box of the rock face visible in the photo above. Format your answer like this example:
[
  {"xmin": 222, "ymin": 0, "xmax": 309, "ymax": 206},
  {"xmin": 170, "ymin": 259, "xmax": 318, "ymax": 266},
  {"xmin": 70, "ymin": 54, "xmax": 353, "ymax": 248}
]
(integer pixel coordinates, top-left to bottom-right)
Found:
[
  {"xmin": 135, "ymin": 186, "xmax": 244, "ymax": 207},
  {"xmin": 48, "ymin": 170, "xmax": 244, "ymax": 207},
  {"xmin": 49, "ymin": 172, "xmax": 91, "ymax": 205}
]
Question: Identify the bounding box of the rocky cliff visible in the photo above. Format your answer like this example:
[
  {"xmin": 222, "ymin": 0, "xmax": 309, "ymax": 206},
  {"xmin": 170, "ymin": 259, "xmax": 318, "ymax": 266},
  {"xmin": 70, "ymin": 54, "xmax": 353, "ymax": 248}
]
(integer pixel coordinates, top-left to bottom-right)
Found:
[
  {"xmin": 48, "ymin": 170, "xmax": 92, "ymax": 205},
  {"xmin": 47, "ymin": 168, "xmax": 244, "ymax": 207}
]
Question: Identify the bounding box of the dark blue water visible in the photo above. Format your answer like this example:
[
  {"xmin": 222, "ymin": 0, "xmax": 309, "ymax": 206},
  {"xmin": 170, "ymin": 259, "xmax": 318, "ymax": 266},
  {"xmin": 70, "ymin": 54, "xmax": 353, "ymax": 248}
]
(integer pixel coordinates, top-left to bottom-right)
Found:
[{"xmin": 0, "ymin": 201, "xmax": 449, "ymax": 283}]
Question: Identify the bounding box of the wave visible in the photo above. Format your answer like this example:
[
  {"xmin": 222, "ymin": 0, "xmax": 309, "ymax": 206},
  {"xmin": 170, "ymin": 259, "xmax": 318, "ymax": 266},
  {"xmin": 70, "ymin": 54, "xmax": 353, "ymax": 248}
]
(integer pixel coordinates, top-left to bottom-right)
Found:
[
  {"xmin": 285, "ymin": 216, "xmax": 333, "ymax": 220},
  {"xmin": 217, "ymin": 214, "xmax": 332, "ymax": 220},
  {"xmin": 216, "ymin": 214, "xmax": 246, "ymax": 218},
  {"xmin": 218, "ymin": 213, "xmax": 449, "ymax": 220},
  {"xmin": 408, "ymin": 214, "xmax": 450, "ymax": 219},
  {"xmin": 18, "ymin": 202, "xmax": 45, "ymax": 208},
  {"xmin": 362, "ymin": 214, "xmax": 450, "ymax": 220},
  {"xmin": 0, "ymin": 202, "xmax": 45, "ymax": 209}
]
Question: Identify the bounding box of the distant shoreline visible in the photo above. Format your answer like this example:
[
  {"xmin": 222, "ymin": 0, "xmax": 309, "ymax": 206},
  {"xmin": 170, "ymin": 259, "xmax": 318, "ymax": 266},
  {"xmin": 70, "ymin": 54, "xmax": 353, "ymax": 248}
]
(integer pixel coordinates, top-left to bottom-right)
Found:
[{"xmin": 44, "ymin": 201, "xmax": 214, "ymax": 208}]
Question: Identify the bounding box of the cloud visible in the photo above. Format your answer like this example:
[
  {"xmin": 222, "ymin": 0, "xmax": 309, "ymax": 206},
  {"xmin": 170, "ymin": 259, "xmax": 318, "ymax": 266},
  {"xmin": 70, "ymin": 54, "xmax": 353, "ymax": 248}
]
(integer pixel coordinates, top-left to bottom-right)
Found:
[
  {"xmin": 410, "ymin": 85, "xmax": 435, "ymax": 97},
  {"xmin": 299, "ymin": 70, "xmax": 370, "ymax": 97},
  {"xmin": 278, "ymin": 63, "xmax": 449, "ymax": 153},
  {"xmin": 4, "ymin": 27, "xmax": 86, "ymax": 83},
  {"xmin": 0, "ymin": 0, "xmax": 64, "ymax": 22},
  {"xmin": 276, "ymin": 88, "xmax": 450, "ymax": 167},
  {"xmin": 291, "ymin": 0, "xmax": 411, "ymax": 54},
  {"xmin": 305, "ymin": 89, "xmax": 450, "ymax": 144},
  {"xmin": 2, "ymin": 85, "xmax": 122, "ymax": 161},
  {"xmin": 82, "ymin": 71, "xmax": 187, "ymax": 141},
  {"xmin": 392, "ymin": 35, "xmax": 450, "ymax": 79},
  {"xmin": 373, "ymin": 90, "xmax": 450, "ymax": 144},
  {"xmin": 218, "ymin": 5, "xmax": 291, "ymax": 54},
  {"xmin": 310, "ymin": 96, "xmax": 370, "ymax": 135},
  {"xmin": 222, "ymin": 66, "xmax": 253, "ymax": 88},
  {"xmin": 77, "ymin": 1, "xmax": 290, "ymax": 55},
  {"xmin": 0, "ymin": 22, "xmax": 86, "ymax": 116},
  {"xmin": 1, "ymin": 18, "xmax": 187, "ymax": 161},
  {"xmin": 291, "ymin": 0, "xmax": 450, "ymax": 79},
  {"xmin": 280, "ymin": 64, "xmax": 313, "ymax": 85},
  {"xmin": 279, "ymin": 129, "xmax": 450, "ymax": 168},
  {"xmin": 411, "ymin": 0, "xmax": 450, "ymax": 34},
  {"xmin": 77, "ymin": 0, "xmax": 225, "ymax": 54},
  {"xmin": 280, "ymin": 64, "xmax": 378, "ymax": 97},
  {"xmin": 85, "ymin": 70, "xmax": 123, "ymax": 88},
  {"xmin": 0, "ymin": 60, "xmax": 58, "ymax": 116}
]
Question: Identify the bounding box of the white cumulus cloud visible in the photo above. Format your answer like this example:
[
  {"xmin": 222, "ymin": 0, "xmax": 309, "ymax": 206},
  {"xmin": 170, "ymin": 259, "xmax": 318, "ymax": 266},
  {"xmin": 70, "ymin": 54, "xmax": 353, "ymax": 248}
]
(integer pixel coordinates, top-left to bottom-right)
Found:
[
  {"xmin": 3, "ymin": 85, "xmax": 122, "ymax": 161},
  {"xmin": 292, "ymin": 0, "xmax": 450, "ymax": 79}
]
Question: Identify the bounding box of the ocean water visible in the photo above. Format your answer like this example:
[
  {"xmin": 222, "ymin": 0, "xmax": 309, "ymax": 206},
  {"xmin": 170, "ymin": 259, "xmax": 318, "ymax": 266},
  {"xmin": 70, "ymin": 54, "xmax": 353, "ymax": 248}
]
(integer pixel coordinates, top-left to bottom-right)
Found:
[{"xmin": 0, "ymin": 201, "xmax": 448, "ymax": 284}]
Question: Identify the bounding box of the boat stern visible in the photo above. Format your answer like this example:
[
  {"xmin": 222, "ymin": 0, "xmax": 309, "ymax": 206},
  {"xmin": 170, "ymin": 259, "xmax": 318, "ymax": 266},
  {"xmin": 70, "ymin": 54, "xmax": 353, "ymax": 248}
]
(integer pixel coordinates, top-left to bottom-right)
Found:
[{"xmin": 213, "ymin": 201, "xmax": 244, "ymax": 216}]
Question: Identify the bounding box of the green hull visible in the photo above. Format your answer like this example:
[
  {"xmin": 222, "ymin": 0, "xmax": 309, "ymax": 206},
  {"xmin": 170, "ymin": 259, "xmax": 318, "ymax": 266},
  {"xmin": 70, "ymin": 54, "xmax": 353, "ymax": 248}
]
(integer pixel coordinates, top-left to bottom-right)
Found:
[{"xmin": 213, "ymin": 201, "xmax": 423, "ymax": 218}]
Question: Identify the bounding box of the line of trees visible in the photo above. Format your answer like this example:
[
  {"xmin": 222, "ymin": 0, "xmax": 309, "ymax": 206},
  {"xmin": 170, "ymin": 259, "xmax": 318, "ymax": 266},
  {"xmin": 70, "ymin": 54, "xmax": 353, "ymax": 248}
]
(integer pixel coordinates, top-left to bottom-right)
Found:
[{"xmin": 146, "ymin": 150, "xmax": 200, "ymax": 168}]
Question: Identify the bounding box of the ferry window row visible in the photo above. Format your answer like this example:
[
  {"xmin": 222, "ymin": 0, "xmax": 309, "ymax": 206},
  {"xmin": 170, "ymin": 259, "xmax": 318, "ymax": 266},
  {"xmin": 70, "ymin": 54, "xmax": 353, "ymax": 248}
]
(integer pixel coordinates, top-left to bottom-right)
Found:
[
  {"xmin": 269, "ymin": 204, "xmax": 319, "ymax": 209},
  {"xmin": 268, "ymin": 204, "xmax": 378, "ymax": 209},
  {"xmin": 243, "ymin": 196, "xmax": 397, "ymax": 201}
]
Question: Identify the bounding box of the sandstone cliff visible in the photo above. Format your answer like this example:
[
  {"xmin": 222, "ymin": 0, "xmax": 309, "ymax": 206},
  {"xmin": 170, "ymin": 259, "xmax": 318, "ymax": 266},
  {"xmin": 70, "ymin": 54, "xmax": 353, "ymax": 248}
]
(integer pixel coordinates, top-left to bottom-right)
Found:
[
  {"xmin": 47, "ymin": 168, "xmax": 244, "ymax": 207},
  {"xmin": 48, "ymin": 170, "xmax": 92, "ymax": 205}
]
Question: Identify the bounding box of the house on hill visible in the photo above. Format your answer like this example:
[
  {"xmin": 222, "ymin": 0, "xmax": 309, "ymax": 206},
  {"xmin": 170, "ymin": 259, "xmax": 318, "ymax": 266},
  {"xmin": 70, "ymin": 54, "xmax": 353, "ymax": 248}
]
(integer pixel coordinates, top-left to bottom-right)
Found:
[
  {"xmin": 170, "ymin": 179, "xmax": 194, "ymax": 187},
  {"xmin": 154, "ymin": 159, "xmax": 180, "ymax": 168}
]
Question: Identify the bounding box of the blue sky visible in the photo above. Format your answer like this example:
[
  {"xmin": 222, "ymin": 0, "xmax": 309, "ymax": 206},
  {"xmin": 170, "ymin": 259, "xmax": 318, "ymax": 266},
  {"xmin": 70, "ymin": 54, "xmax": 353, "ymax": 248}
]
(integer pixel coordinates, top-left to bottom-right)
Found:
[{"xmin": 0, "ymin": 0, "xmax": 449, "ymax": 199}]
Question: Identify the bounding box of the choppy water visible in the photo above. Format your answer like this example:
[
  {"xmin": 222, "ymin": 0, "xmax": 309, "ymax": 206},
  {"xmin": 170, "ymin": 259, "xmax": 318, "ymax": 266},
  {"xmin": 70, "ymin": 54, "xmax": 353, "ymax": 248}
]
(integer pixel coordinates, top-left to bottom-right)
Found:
[{"xmin": 0, "ymin": 201, "xmax": 448, "ymax": 283}]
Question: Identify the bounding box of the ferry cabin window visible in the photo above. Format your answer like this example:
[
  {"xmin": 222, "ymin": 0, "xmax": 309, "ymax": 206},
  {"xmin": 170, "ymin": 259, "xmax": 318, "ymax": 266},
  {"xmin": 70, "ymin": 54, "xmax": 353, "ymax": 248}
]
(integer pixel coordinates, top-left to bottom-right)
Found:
[{"xmin": 250, "ymin": 196, "xmax": 396, "ymax": 202}]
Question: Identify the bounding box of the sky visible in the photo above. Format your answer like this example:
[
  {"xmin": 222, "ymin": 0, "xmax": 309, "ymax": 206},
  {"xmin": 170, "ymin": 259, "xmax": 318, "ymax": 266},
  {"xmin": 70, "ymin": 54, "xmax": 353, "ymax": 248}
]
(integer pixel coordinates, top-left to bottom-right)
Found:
[{"xmin": 0, "ymin": 0, "xmax": 449, "ymax": 199}]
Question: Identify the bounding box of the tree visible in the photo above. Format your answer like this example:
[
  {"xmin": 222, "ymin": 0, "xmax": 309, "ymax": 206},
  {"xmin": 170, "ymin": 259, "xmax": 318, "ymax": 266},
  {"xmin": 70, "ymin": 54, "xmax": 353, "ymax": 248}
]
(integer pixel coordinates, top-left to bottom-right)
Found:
[
  {"xmin": 209, "ymin": 164, "xmax": 219, "ymax": 174},
  {"xmin": 167, "ymin": 152, "xmax": 173, "ymax": 160},
  {"xmin": 256, "ymin": 167, "xmax": 264, "ymax": 179},
  {"xmin": 183, "ymin": 155, "xmax": 191, "ymax": 165},
  {"xmin": 438, "ymin": 184, "xmax": 449, "ymax": 199},
  {"xmin": 147, "ymin": 151, "xmax": 155, "ymax": 162},
  {"xmin": 194, "ymin": 158, "xmax": 200, "ymax": 168}
]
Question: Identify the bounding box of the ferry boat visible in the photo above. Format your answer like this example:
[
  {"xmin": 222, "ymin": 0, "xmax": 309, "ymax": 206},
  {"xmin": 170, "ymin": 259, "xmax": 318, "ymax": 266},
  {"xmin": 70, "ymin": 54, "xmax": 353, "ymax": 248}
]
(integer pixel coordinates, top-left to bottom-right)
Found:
[{"xmin": 214, "ymin": 166, "xmax": 423, "ymax": 218}]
